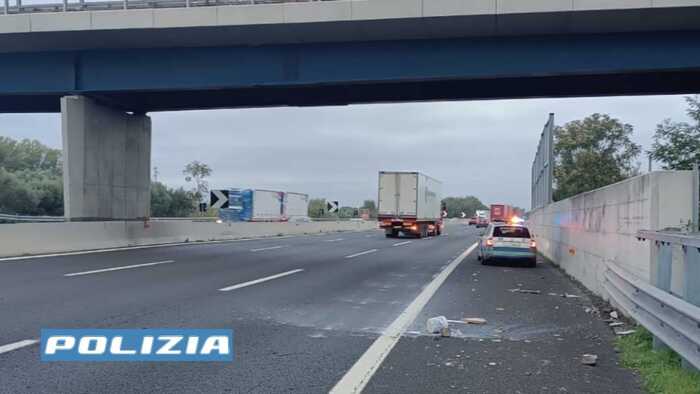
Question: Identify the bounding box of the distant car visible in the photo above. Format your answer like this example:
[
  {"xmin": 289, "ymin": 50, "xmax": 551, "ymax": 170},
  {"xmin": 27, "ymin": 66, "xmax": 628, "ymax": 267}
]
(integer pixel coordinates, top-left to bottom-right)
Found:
[
  {"xmin": 468, "ymin": 217, "xmax": 477, "ymax": 225},
  {"xmin": 478, "ymin": 223, "xmax": 537, "ymax": 267},
  {"xmin": 475, "ymin": 217, "xmax": 488, "ymax": 228}
]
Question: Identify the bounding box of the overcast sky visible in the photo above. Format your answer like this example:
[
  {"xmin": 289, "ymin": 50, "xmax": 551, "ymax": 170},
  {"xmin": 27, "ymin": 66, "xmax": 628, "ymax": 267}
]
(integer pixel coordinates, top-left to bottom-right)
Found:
[{"xmin": 0, "ymin": 95, "xmax": 692, "ymax": 209}]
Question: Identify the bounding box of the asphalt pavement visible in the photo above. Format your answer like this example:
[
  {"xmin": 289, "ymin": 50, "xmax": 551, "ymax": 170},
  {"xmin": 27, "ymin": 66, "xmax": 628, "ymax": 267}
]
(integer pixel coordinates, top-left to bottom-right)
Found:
[{"xmin": 0, "ymin": 222, "xmax": 642, "ymax": 393}]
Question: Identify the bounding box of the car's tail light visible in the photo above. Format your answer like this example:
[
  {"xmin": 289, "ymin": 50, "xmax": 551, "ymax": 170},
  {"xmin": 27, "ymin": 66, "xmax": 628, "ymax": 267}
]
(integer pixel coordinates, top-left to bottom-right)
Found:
[
  {"xmin": 529, "ymin": 239, "xmax": 537, "ymax": 248},
  {"xmin": 485, "ymin": 238, "xmax": 494, "ymax": 247}
]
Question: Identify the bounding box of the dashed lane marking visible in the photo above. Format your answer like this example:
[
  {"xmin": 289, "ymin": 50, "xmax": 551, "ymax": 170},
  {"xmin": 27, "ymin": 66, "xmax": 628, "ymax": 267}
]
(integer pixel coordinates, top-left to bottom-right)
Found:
[
  {"xmin": 345, "ymin": 249, "xmax": 379, "ymax": 259},
  {"xmin": 218, "ymin": 269, "xmax": 304, "ymax": 292},
  {"xmin": 64, "ymin": 260, "xmax": 175, "ymax": 277}
]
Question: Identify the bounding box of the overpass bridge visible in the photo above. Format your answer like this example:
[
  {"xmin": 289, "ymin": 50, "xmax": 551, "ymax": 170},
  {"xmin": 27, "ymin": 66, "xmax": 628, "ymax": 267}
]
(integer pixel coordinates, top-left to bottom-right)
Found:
[{"xmin": 1, "ymin": 0, "xmax": 699, "ymax": 220}]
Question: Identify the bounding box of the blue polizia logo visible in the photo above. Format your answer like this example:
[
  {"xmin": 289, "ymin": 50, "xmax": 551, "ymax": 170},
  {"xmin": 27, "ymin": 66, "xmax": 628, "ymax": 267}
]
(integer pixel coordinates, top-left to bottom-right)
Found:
[{"xmin": 40, "ymin": 329, "xmax": 233, "ymax": 362}]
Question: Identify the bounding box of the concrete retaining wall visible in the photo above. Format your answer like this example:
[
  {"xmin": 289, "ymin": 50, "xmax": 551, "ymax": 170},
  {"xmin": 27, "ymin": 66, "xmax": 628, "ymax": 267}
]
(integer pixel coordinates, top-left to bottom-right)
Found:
[
  {"xmin": 528, "ymin": 171, "xmax": 694, "ymax": 298},
  {"xmin": 0, "ymin": 220, "xmax": 376, "ymax": 257}
]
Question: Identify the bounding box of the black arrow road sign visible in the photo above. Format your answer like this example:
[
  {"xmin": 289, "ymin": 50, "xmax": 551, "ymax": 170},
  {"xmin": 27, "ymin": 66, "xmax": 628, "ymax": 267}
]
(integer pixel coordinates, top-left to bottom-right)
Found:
[
  {"xmin": 327, "ymin": 201, "xmax": 339, "ymax": 214},
  {"xmin": 210, "ymin": 190, "xmax": 229, "ymax": 209}
]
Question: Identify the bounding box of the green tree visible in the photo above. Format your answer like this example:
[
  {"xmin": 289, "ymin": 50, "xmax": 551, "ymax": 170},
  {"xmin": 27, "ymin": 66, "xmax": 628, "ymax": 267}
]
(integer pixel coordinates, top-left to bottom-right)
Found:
[
  {"xmin": 553, "ymin": 113, "xmax": 641, "ymax": 201},
  {"xmin": 338, "ymin": 206, "xmax": 357, "ymax": 218},
  {"xmin": 0, "ymin": 137, "xmax": 61, "ymax": 174},
  {"xmin": 441, "ymin": 196, "xmax": 488, "ymax": 218},
  {"xmin": 150, "ymin": 181, "xmax": 197, "ymax": 217},
  {"xmin": 649, "ymin": 96, "xmax": 700, "ymax": 170},
  {"xmin": 361, "ymin": 199, "xmax": 377, "ymax": 218},
  {"xmin": 308, "ymin": 198, "xmax": 327, "ymax": 218},
  {"xmin": 0, "ymin": 137, "xmax": 64, "ymax": 216},
  {"xmin": 183, "ymin": 161, "xmax": 212, "ymax": 202}
]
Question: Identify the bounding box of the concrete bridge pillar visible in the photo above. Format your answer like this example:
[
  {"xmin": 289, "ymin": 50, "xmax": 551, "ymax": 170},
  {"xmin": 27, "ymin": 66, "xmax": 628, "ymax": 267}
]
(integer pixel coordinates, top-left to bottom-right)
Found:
[{"xmin": 61, "ymin": 96, "xmax": 151, "ymax": 221}]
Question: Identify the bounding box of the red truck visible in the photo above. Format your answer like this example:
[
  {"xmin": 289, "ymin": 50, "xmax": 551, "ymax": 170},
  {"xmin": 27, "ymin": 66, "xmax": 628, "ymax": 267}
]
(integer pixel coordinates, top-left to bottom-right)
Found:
[{"xmin": 489, "ymin": 204, "xmax": 514, "ymax": 223}]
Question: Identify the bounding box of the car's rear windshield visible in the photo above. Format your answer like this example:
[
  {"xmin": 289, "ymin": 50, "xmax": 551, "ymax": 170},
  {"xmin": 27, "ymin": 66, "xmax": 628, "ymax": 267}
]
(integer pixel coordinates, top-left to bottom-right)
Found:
[{"xmin": 493, "ymin": 226, "xmax": 531, "ymax": 238}]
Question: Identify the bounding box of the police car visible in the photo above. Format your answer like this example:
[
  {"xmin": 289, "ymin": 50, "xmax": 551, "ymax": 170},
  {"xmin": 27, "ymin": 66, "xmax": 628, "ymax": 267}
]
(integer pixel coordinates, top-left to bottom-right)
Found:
[{"xmin": 477, "ymin": 222, "xmax": 537, "ymax": 267}]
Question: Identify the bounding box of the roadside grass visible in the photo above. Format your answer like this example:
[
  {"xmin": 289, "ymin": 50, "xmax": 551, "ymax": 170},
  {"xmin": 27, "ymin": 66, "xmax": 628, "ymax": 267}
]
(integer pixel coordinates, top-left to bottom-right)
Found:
[{"xmin": 617, "ymin": 327, "xmax": 700, "ymax": 394}]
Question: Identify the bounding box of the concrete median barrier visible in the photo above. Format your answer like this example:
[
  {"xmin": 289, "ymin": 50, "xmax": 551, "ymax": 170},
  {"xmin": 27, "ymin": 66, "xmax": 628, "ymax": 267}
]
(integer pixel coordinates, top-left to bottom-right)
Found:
[{"xmin": 0, "ymin": 220, "xmax": 377, "ymax": 258}]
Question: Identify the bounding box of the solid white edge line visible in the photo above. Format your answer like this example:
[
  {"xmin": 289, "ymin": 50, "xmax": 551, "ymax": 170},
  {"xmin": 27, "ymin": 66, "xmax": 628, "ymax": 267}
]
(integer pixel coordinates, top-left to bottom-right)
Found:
[
  {"xmin": 345, "ymin": 249, "xmax": 378, "ymax": 259},
  {"xmin": 250, "ymin": 245, "xmax": 286, "ymax": 252},
  {"xmin": 329, "ymin": 242, "xmax": 478, "ymax": 394},
  {"xmin": 392, "ymin": 241, "xmax": 412, "ymax": 247},
  {"xmin": 0, "ymin": 339, "xmax": 39, "ymax": 355},
  {"xmin": 218, "ymin": 269, "xmax": 304, "ymax": 292},
  {"xmin": 64, "ymin": 260, "xmax": 175, "ymax": 277}
]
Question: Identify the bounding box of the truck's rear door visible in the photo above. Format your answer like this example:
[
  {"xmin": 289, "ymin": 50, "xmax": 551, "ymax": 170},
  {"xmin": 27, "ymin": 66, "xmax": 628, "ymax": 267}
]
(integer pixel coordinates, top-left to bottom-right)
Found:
[
  {"xmin": 398, "ymin": 173, "xmax": 418, "ymax": 217},
  {"xmin": 378, "ymin": 172, "xmax": 398, "ymax": 217}
]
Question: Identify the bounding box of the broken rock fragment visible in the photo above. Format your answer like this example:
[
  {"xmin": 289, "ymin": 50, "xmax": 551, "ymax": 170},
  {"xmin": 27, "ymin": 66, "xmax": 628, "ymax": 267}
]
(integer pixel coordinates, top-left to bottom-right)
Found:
[{"xmin": 581, "ymin": 354, "xmax": 598, "ymax": 366}]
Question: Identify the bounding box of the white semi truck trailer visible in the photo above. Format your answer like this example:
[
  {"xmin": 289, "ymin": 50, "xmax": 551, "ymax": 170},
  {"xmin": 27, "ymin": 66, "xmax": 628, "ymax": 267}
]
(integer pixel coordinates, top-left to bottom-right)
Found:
[{"xmin": 377, "ymin": 171, "xmax": 443, "ymax": 238}]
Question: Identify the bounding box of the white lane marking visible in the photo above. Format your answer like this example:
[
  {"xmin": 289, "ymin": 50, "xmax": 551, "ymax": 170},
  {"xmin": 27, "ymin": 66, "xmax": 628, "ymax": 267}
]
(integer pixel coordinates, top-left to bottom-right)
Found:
[
  {"xmin": 345, "ymin": 249, "xmax": 378, "ymax": 259},
  {"xmin": 392, "ymin": 241, "xmax": 412, "ymax": 247},
  {"xmin": 0, "ymin": 236, "xmax": 298, "ymax": 262},
  {"xmin": 64, "ymin": 260, "xmax": 175, "ymax": 277},
  {"xmin": 250, "ymin": 245, "xmax": 286, "ymax": 252},
  {"xmin": 330, "ymin": 242, "xmax": 478, "ymax": 394},
  {"xmin": 324, "ymin": 238, "xmax": 344, "ymax": 243},
  {"xmin": 0, "ymin": 339, "xmax": 39, "ymax": 355},
  {"xmin": 218, "ymin": 269, "xmax": 304, "ymax": 292}
]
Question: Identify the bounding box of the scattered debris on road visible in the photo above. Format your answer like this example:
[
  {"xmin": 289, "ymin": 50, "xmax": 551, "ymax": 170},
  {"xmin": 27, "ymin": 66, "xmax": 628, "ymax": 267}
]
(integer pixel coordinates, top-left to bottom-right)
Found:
[
  {"xmin": 563, "ymin": 293, "xmax": 581, "ymax": 298},
  {"xmin": 496, "ymin": 307, "xmax": 505, "ymax": 311},
  {"xmin": 584, "ymin": 306, "xmax": 600, "ymax": 315},
  {"xmin": 427, "ymin": 316, "xmax": 449, "ymax": 334},
  {"xmin": 581, "ymin": 354, "xmax": 598, "ymax": 366},
  {"xmin": 440, "ymin": 327, "xmax": 451, "ymax": 337},
  {"xmin": 615, "ymin": 330, "xmax": 636, "ymax": 336},
  {"xmin": 509, "ymin": 289, "xmax": 541, "ymax": 295},
  {"xmin": 610, "ymin": 311, "xmax": 619, "ymax": 319},
  {"xmin": 463, "ymin": 317, "xmax": 487, "ymax": 325},
  {"xmin": 609, "ymin": 322, "xmax": 624, "ymax": 327}
]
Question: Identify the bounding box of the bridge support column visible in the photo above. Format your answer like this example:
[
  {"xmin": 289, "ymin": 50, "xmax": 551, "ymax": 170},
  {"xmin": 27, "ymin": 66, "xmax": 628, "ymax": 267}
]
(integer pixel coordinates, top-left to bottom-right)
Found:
[{"xmin": 61, "ymin": 96, "xmax": 151, "ymax": 221}]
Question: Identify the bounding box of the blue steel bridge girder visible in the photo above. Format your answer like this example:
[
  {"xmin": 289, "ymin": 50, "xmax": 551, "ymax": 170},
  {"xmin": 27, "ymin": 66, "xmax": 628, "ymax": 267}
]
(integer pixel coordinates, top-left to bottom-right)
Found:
[{"xmin": 1, "ymin": 31, "xmax": 700, "ymax": 113}]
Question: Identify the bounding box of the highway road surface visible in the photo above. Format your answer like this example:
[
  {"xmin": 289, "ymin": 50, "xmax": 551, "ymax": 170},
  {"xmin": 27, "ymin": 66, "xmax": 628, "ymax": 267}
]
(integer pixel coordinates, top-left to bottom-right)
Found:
[{"xmin": 0, "ymin": 222, "xmax": 642, "ymax": 393}]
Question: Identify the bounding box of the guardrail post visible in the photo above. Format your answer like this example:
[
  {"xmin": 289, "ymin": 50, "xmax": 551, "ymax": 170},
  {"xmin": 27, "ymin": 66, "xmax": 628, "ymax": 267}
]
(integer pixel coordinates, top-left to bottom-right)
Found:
[
  {"xmin": 683, "ymin": 244, "xmax": 700, "ymax": 371},
  {"xmin": 16, "ymin": 0, "xmax": 20, "ymax": 13},
  {"xmin": 63, "ymin": 0, "xmax": 67, "ymax": 12},
  {"xmin": 653, "ymin": 241, "xmax": 673, "ymax": 351}
]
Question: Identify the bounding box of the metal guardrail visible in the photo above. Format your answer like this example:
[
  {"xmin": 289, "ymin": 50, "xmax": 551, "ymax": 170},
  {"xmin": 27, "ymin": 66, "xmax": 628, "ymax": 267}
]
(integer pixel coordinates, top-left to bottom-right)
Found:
[
  {"xmin": 604, "ymin": 230, "xmax": 700, "ymax": 370},
  {"xmin": 0, "ymin": 213, "xmax": 65, "ymax": 222},
  {"xmin": 2, "ymin": 0, "xmax": 328, "ymax": 15}
]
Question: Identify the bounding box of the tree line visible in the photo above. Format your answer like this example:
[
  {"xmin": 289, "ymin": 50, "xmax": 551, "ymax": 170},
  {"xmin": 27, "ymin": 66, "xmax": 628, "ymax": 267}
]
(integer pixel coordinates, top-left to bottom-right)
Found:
[{"xmin": 553, "ymin": 95, "xmax": 700, "ymax": 201}]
